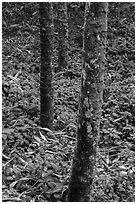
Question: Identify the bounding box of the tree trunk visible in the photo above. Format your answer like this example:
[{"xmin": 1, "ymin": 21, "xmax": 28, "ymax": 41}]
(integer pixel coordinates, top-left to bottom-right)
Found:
[
  {"xmin": 66, "ymin": 2, "xmax": 108, "ymax": 202},
  {"xmin": 57, "ymin": 2, "xmax": 69, "ymax": 71},
  {"xmin": 39, "ymin": 3, "xmax": 54, "ymax": 130}
]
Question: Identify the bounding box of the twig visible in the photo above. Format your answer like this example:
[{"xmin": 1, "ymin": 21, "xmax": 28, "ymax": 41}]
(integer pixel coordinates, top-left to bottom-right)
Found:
[
  {"xmin": 3, "ymin": 157, "xmax": 14, "ymax": 167},
  {"xmin": 59, "ymin": 134, "xmax": 76, "ymax": 140}
]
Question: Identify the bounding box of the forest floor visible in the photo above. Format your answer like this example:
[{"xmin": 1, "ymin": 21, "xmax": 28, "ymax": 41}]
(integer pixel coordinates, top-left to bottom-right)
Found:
[{"xmin": 2, "ymin": 2, "xmax": 135, "ymax": 202}]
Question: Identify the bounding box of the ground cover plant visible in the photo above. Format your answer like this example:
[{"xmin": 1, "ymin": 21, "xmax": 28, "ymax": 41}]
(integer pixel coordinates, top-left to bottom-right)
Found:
[{"xmin": 2, "ymin": 2, "xmax": 135, "ymax": 202}]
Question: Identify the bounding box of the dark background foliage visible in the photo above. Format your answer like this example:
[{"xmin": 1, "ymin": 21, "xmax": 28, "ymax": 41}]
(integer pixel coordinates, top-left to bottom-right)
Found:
[{"xmin": 2, "ymin": 2, "xmax": 135, "ymax": 202}]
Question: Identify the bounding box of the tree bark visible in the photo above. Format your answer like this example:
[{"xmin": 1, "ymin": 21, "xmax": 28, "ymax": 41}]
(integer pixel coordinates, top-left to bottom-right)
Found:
[
  {"xmin": 66, "ymin": 2, "xmax": 108, "ymax": 202},
  {"xmin": 39, "ymin": 3, "xmax": 54, "ymax": 130}
]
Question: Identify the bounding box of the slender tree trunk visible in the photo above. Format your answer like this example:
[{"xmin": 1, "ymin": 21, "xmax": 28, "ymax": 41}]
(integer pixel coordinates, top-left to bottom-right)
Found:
[
  {"xmin": 39, "ymin": 3, "xmax": 54, "ymax": 130},
  {"xmin": 57, "ymin": 2, "xmax": 69, "ymax": 71},
  {"xmin": 66, "ymin": 2, "xmax": 108, "ymax": 202}
]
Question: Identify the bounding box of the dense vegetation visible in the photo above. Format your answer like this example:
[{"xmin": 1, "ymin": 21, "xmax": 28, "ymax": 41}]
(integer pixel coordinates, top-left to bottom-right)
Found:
[{"xmin": 2, "ymin": 2, "xmax": 135, "ymax": 202}]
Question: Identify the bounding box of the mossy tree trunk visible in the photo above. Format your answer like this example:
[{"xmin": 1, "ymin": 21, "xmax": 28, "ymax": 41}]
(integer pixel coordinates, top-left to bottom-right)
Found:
[
  {"xmin": 57, "ymin": 2, "xmax": 69, "ymax": 71},
  {"xmin": 66, "ymin": 2, "xmax": 108, "ymax": 202},
  {"xmin": 39, "ymin": 3, "xmax": 54, "ymax": 130}
]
